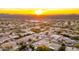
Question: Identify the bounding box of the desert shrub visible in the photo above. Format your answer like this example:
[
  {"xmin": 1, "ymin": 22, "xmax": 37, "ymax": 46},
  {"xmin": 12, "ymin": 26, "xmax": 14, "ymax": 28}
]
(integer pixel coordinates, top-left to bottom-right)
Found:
[
  {"xmin": 57, "ymin": 31, "xmax": 61, "ymax": 34},
  {"xmin": 25, "ymin": 33, "xmax": 32, "ymax": 36},
  {"xmin": 17, "ymin": 45, "xmax": 27, "ymax": 51},
  {"xmin": 17, "ymin": 42, "xmax": 27, "ymax": 51},
  {"xmin": 12, "ymin": 29, "xmax": 25, "ymax": 34},
  {"xmin": 27, "ymin": 39, "xmax": 35, "ymax": 43},
  {"xmin": 61, "ymin": 34, "xmax": 70, "ymax": 38},
  {"xmin": 75, "ymin": 31, "xmax": 79, "ymax": 34},
  {"xmin": 31, "ymin": 28, "xmax": 41, "ymax": 33},
  {"xmin": 58, "ymin": 43, "xmax": 65, "ymax": 51},
  {"xmin": 36, "ymin": 44, "xmax": 54, "ymax": 51},
  {"xmin": 59, "ymin": 46, "xmax": 65, "ymax": 51},
  {"xmin": 74, "ymin": 43, "xmax": 79, "ymax": 48},
  {"xmin": 72, "ymin": 36, "xmax": 79, "ymax": 40},
  {"xmin": 17, "ymin": 43, "xmax": 35, "ymax": 51},
  {"xmin": 29, "ymin": 45, "xmax": 35, "ymax": 51}
]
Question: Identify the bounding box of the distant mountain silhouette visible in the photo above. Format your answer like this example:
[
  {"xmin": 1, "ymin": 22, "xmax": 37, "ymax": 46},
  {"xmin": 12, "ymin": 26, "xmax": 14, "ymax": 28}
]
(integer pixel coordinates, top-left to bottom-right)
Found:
[
  {"xmin": 0, "ymin": 14, "xmax": 33, "ymax": 20},
  {"xmin": 44, "ymin": 14, "xmax": 79, "ymax": 19},
  {"xmin": 0, "ymin": 14, "xmax": 79, "ymax": 21}
]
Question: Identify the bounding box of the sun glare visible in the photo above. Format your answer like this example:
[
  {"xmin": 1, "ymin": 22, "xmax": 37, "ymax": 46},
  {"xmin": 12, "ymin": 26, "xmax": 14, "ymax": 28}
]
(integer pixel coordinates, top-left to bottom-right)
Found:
[{"xmin": 35, "ymin": 10, "xmax": 43, "ymax": 15}]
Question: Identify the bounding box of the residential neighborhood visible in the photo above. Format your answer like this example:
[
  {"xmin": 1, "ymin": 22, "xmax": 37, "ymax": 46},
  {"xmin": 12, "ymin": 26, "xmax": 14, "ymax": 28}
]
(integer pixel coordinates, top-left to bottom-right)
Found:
[{"xmin": 0, "ymin": 15, "xmax": 79, "ymax": 51}]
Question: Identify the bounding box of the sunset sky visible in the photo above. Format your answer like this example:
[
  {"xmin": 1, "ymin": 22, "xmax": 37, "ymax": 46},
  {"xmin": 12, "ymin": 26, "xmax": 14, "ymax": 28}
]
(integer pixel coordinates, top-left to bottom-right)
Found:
[
  {"xmin": 0, "ymin": 0, "xmax": 79, "ymax": 15},
  {"xmin": 0, "ymin": 9, "xmax": 79, "ymax": 15}
]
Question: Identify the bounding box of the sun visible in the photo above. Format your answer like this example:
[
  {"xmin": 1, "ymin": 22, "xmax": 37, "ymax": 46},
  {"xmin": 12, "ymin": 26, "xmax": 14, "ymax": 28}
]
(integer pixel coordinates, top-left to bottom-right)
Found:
[{"xmin": 35, "ymin": 10, "xmax": 43, "ymax": 15}]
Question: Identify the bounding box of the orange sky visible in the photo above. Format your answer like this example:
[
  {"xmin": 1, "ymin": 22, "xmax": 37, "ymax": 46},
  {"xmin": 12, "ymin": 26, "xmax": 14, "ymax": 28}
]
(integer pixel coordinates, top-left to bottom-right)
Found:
[{"xmin": 0, "ymin": 9, "xmax": 79, "ymax": 15}]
